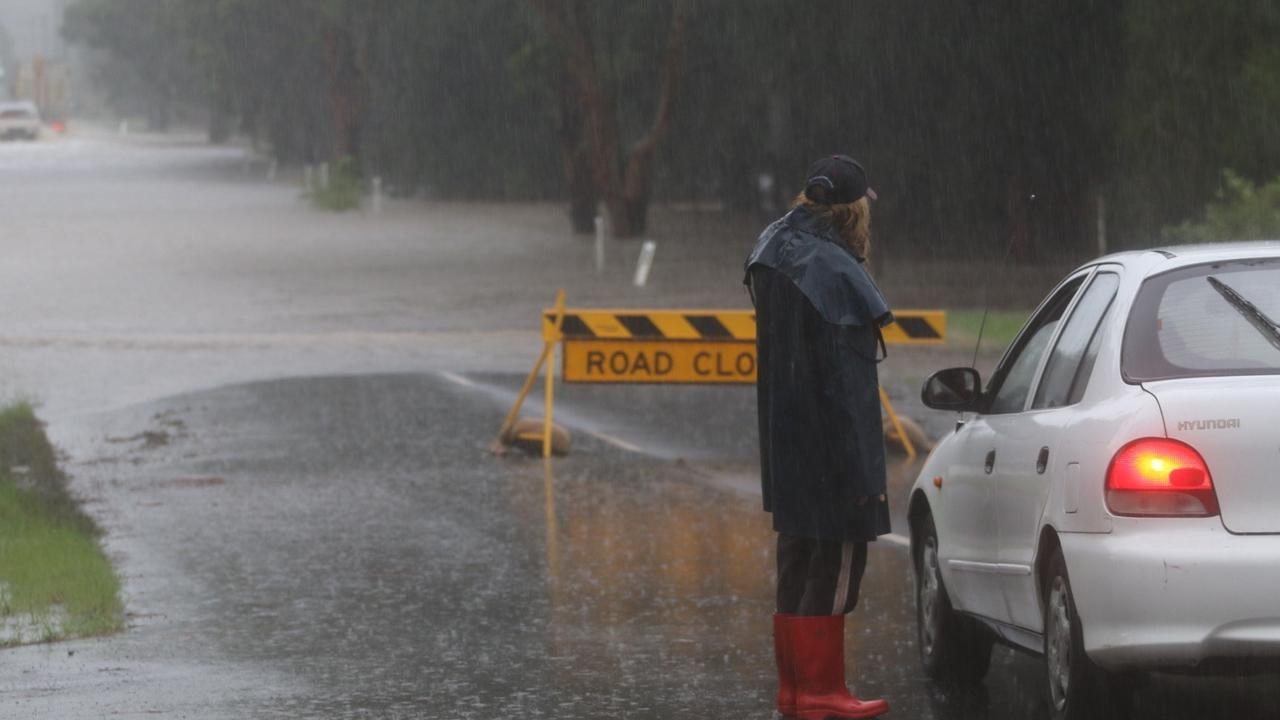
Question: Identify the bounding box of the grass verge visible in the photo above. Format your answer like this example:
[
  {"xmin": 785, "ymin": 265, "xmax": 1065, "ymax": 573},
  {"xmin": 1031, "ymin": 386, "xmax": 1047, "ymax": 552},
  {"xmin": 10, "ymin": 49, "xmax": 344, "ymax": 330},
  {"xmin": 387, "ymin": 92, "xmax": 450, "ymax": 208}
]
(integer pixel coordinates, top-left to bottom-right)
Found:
[
  {"xmin": 0, "ymin": 403, "xmax": 122, "ymax": 647},
  {"xmin": 945, "ymin": 308, "xmax": 1031, "ymax": 352}
]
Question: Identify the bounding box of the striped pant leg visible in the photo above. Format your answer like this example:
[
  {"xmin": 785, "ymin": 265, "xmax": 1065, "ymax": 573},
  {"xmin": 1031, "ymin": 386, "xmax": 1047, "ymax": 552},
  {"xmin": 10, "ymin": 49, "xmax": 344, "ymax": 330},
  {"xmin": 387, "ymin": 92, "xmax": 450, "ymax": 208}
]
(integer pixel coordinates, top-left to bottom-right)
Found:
[{"xmin": 776, "ymin": 533, "xmax": 869, "ymax": 616}]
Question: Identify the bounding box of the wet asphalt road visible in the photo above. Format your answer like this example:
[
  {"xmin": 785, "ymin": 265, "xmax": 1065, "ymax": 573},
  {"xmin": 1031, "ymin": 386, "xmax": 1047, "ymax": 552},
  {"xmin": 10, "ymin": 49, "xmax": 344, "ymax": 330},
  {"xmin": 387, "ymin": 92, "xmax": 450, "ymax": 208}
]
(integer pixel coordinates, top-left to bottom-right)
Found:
[
  {"xmin": 2, "ymin": 132, "xmax": 1280, "ymax": 718},
  {"xmin": 11, "ymin": 373, "xmax": 1280, "ymax": 719}
]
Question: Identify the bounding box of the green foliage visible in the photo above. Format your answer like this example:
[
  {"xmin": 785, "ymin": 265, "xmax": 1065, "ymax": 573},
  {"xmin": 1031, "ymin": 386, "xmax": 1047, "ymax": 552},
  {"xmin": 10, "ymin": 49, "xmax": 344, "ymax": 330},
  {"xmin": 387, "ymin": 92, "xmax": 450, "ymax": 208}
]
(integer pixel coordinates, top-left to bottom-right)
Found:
[
  {"xmin": 0, "ymin": 483, "xmax": 124, "ymax": 643},
  {"xmin": 0, "ymin": 404, "xmax": 56, "ymax": 481},
  {"xmin": 1114, "ymin": 0, "xmax": 1280, "ymax": 243},
  {"xmin": 62, "ymin": 0, "xmax": 205, "ymax": 130},
  {"xmin": 0, "ymin": 404, "xmax": 122, "ymax": 646},
  {"xmin": 61, "ymin": 1, "xmax": 1280, "ymax": 260},
  {"xmin": 0, "ymin": 402, "xmax": 92, "ymax": 534},
  {"xmin": 1165, "ymin": 171, "xmax": 1280, "ymax": 243},
  {"xmin": 947, "ymin": 309, "xmax": 1032, "ymax": 351},
  {"xmin": 307, "ymin": 156, "xmax": 364, "ymax": 212},
  {"xmin": 668, "ymin": 0, "xmax": 1126, "ymax": 258}
]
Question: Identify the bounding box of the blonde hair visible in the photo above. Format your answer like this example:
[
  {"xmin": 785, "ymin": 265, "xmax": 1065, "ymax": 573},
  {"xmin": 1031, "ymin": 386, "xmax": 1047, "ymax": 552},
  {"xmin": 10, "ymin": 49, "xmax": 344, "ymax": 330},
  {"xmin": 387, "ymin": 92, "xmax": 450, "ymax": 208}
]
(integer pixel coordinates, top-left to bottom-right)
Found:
[{"xmin": 792, "ymin": 193, "xmax": 872, "ymax": 259}]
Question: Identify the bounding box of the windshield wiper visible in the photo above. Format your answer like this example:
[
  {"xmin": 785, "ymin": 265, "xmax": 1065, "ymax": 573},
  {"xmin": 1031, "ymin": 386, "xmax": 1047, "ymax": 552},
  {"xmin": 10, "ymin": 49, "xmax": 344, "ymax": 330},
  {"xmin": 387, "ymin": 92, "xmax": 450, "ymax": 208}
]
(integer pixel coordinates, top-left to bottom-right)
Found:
[{"xmin": 1206, "ymin": 276, "xmax": 1280, "ymax": 353}]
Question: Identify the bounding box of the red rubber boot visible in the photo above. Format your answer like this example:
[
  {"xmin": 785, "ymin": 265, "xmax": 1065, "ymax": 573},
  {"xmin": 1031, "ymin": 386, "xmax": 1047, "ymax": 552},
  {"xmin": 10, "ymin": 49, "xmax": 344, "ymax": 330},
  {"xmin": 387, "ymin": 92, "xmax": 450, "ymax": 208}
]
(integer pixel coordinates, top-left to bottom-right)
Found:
[
  {"xmin": 774, "ymin": 613, "xmax": 797, "ymax": 717},
  {"xmin": 788, "ymin": 615, "xmax": 889, "ymax": 719}
]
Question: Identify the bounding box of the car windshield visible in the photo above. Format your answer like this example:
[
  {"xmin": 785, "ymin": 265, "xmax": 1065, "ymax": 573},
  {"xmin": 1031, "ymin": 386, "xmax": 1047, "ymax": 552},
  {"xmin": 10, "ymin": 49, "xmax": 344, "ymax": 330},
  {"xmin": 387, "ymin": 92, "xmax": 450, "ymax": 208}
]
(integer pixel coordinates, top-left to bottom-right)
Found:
[
  {"xmin": 0, "ymin": 108, "xmax": 35, "ymax": 119},
  {"xmin": 1124, "ymin": 257, "xmax": 1280, "ymax": 381}
]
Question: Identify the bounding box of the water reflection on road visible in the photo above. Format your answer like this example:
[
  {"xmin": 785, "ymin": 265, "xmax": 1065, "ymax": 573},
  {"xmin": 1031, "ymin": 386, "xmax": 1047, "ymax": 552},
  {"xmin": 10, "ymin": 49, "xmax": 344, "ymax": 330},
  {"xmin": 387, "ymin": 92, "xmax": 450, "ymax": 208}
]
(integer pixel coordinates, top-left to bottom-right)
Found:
[{"xmin": 528, "ymin": 449, "xmax": 1280, "ymax": 720}]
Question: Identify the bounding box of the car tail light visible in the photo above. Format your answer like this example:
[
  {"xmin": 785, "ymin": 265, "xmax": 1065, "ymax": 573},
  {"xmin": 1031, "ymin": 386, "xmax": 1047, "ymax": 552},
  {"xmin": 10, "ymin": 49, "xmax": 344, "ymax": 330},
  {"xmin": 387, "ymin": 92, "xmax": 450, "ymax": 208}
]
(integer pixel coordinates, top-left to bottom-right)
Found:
[{"xmin": 1106, "ymin": 438, "xmax": 1218, "ymax": 517}]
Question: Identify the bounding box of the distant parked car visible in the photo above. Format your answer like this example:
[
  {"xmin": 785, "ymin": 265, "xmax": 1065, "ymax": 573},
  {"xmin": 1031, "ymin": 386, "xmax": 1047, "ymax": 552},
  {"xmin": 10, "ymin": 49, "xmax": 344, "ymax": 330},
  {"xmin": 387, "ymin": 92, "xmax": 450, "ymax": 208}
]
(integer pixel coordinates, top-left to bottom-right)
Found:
[
  {"xmin": 909, "ymin": 242, "xmax": 1280, "ymax": 719},
  {"xmin": 0, "ymin": 101, "xmax": 41, "ymax": 141}
]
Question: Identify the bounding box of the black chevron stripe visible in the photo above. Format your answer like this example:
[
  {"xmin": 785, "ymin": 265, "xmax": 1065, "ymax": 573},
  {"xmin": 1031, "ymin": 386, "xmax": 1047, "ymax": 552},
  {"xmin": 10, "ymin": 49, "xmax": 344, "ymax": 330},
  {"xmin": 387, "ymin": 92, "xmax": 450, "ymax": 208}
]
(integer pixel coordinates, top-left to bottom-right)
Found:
[
  {"xmin": 557, "ymin": 314, "xmax": 595, "ymax": 338},
  {"xmin": 684, "ymin": 314, "xmax": 733, "ymax": 339},
  {"xmin": 895, "ymin": 316, "xmax": 941, "ymax": 339},
  {"xmin": 617, "ymin": 315, "xmax": 663, "ymax": 338}
]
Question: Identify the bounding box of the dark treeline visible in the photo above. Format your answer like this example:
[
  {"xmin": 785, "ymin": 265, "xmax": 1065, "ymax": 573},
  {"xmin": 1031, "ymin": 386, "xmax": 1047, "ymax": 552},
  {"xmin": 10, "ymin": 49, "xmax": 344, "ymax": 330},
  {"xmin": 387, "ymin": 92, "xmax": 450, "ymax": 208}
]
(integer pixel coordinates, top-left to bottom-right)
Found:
[{"xmin": 63, "ymin": 0, "xmax": 1280, "ymax": 259}]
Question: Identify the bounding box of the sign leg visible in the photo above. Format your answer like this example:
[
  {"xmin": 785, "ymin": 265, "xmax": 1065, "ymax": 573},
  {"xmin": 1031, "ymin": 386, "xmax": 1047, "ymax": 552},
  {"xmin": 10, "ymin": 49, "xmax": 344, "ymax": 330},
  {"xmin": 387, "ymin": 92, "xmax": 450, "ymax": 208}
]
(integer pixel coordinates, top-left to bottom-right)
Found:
[
  {"xmin": 880, "ymin": 386, "xmax": 917, "ymax": 460},
  {"xmin": 543, "ymin": 290, "xmax": 567, "ymax": 458},
  {"xmin": 543, "ymin": 341, "xmax": 556, "ymax": 458},
  {"xmin": 490, "ymin": 343, "xmax": 551, "ymax": 454}
]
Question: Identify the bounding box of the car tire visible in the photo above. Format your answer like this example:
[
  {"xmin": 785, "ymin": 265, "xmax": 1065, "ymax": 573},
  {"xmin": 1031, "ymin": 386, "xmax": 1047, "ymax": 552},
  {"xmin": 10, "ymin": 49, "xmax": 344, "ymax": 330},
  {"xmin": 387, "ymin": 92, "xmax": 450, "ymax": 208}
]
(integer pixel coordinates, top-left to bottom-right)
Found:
[
  {"xmin": 914, "ymin": 512, "xmax": 994, "ymax": 684},
  {"xmin": 1043, "ymin": 549, "xmax": 1128, "ymax": 720}
]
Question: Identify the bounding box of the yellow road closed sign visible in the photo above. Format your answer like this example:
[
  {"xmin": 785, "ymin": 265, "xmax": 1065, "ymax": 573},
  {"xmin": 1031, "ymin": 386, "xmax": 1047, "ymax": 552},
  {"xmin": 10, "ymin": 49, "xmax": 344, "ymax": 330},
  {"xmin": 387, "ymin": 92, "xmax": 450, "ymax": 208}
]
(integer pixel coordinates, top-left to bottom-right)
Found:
[
  {"xmin": 542, "ymin": 307, "xmax": 946, "ymax": 385},
  {"xmin": 563, "ymin": 340, "xmax": 756, "ymax": 384},
  {"xmin": 497, "ymin": 292, "xmax": 938, "ymax": 460}
]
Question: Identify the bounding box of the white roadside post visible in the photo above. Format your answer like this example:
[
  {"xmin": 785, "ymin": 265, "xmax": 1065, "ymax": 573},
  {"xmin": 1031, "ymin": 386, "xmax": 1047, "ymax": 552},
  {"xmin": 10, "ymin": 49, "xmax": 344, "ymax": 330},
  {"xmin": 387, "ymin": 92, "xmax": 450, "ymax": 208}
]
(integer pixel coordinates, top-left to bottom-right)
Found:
[
  {"xmin": 318, "ymin": 162, "xmax": 330, "ymax": 190},
  {"xmin": 594, "ymin": 215, "xmax": 607, "ymax": 274},
  {"xmin": 634, "ymin": 240, "xmax": 657, "ymax": 288},
  {"xmin": 267, "ymin": 158, "xmax": 278, "ymax": 182},
  {"xmin": 303, "ymin": 164, "xmax": 314, "ymax": 192},
  {"xmin": 372, "ymin": 176, "xmax": 383, "ymax": 214}
]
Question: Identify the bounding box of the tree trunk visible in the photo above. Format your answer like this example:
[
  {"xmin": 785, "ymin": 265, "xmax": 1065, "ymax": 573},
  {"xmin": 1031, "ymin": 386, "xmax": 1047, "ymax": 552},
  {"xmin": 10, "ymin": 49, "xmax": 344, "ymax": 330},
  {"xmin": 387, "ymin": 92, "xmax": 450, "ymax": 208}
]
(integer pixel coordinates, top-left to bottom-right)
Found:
[
  {"xmin": 207, "ymin": 96, "xmax": 232, "ymax": 143},
  {"xmin": 615, "ymin": 0, "xmax": 688, "ymax": 237},
  {"xmin": 530, "ymin": 0, "xmax": 689, "ymax": 238},
  {"xmin": 621, "ymin": 195, "xmax": 649, "ymax": 236},
  {"xmin": 567, "ymin": 152, "xmax": 598, "ymax": 234},
  {"xmin": 555, "ymin": 61, "xmax": 597, "ymax": 234},
  {"xmin": 148, "ymin": 89, "xmax": 171, "ymax": 132},
  {"xmin": 325, "ymin": 25, "xmax": 363, "ymax": 162},
  {"xmin": 1005, "ymin": 174, "xmax": 1034, "ymax": 263}
]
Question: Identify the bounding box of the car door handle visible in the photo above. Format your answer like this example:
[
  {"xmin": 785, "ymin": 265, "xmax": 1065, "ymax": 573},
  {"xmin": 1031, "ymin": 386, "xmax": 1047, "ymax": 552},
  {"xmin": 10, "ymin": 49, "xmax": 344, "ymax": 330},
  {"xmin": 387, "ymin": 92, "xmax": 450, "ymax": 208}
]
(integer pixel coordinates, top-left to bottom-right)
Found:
[
  {"xmin": 984, "ymin": 450, "xmax": 996, "ymax": 474},
  {"xmin": 1036, "ymin": 446, "xmax": 1050, "ymax": 475}
]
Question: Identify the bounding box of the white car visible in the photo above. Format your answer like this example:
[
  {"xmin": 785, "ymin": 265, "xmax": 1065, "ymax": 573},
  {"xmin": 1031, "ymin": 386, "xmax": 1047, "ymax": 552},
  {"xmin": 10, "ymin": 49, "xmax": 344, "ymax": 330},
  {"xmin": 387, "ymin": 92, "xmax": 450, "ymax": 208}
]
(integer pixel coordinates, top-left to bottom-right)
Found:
[
  {"xmin": 0, "ymin": 101, "xmax": 41, "ymax": 140},
  {"xmin": 909, "ymin": 242, "xmax": 1280, "ymax": 719}
]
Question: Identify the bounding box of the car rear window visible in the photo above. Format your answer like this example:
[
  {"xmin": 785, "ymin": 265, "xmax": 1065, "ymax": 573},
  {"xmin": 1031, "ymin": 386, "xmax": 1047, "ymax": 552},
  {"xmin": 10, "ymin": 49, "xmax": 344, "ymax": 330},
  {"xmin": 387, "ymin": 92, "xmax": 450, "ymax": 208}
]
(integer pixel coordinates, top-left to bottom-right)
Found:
[
  {"xmin": 1123, "ymin": 257, "xmax": 1280, "ymax": 381},
  {"xmin": 0, "ymin": 109, "xmax": 34, "ymax": 119}
]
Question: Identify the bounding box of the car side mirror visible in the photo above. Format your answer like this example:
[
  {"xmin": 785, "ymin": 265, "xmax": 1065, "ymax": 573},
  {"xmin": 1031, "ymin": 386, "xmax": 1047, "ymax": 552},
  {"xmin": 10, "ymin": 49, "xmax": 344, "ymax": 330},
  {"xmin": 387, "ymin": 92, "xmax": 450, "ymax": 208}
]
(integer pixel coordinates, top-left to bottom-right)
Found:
[{"xmin": 922, "ymin": 367, "xmax": 983, "ymax": 412}]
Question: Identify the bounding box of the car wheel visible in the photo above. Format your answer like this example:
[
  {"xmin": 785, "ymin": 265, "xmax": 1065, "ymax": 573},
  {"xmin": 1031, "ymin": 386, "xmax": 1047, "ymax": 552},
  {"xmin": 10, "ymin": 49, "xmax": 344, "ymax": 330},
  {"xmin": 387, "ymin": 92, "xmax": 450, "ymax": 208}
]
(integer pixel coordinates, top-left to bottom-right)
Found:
[
  {"xmin": 914, "ymin": 512, "xmax": 994, "ymax": 684},
  {"xmin": 1043, "ymin": 550, "xmax": 1127, "ymax": 720}
]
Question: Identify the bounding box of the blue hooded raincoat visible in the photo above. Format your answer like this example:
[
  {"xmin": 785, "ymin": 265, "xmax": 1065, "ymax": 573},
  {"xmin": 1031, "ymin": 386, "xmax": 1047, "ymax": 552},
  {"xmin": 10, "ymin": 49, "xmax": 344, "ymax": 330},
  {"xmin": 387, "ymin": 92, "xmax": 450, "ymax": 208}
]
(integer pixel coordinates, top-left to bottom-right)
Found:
[{"xmin": 744, "ymin": 205, "xmax": 894, "ymax": 542}]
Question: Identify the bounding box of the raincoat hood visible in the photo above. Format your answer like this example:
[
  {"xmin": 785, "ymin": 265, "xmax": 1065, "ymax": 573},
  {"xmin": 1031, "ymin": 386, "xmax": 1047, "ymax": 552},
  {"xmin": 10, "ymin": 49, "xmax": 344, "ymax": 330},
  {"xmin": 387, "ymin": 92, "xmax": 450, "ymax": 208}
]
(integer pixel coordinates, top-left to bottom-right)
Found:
[{"xmin": 744, "ymin": 205, "xmax": 894, "ymax": 329}]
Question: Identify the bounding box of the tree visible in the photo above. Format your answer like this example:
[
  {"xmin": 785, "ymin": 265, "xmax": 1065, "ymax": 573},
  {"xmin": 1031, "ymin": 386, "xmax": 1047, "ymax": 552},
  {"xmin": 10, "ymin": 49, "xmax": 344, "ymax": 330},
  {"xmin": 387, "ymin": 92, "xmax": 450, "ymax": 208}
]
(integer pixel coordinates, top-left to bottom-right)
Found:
[
  {"xmin": 528, "ymin": 0, "xmax": 690, "ymax": 237},
  {"xmin": 1165, "ymin": 170, "xmax": 1280, "ymax": 243},
  {"xmin": 60, "ymin": 0, "xmax": 1280, "ymax": 251},
  {"xmin": 178, "ymin": 0, "xmax": 343, "ymax": 158},
  {"xmin": 317, "ymin": 1, "xmax": 368, "ymax": 161},
  {"xmin": 62, "ymin": 0, "xmax": 204, "ymax": 131},
  {"xmin": 0, "ymin": 24, "xmax": 18, "ymax": 99},
  {"xmin": 1114, "ymin": 0, "xmax": 1280, "ymax": 242}
]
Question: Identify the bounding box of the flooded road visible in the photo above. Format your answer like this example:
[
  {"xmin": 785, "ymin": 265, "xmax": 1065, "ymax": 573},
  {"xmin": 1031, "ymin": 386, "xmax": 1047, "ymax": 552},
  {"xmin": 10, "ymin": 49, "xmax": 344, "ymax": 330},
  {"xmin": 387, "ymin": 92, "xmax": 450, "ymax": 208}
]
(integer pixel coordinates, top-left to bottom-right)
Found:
[
  {"xmin": 0, "ymin": 129, "xmax": 764, "ymax": 421},
  {"xmin": 2, "ymin": 133, "xmax": 1278, "ymax": 718},
  {"xmin": 12, "ymin": 374, "xmax": 1280, "ymax": 719},
  {"xmin": 1, "ymin": 373, "xmax": 983, "ymax": 718}
]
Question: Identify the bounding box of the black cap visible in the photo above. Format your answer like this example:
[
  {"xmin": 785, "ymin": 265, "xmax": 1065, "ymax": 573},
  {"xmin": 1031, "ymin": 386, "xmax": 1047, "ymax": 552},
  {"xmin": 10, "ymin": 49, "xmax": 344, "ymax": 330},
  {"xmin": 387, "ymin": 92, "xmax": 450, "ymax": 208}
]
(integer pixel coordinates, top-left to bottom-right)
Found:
[{"xmin": 803, "ymin": 154, "xmax": 877, "ymax": 205}]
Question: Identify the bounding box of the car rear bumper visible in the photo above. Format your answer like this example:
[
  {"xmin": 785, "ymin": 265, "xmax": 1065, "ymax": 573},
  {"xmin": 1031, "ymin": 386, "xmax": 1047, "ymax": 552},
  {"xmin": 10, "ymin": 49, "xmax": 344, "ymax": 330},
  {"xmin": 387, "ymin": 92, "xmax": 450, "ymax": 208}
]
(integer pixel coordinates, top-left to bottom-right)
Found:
[{"xmin": 1061, "ymin": 519, "xmax": 1280, "ymax": 671}]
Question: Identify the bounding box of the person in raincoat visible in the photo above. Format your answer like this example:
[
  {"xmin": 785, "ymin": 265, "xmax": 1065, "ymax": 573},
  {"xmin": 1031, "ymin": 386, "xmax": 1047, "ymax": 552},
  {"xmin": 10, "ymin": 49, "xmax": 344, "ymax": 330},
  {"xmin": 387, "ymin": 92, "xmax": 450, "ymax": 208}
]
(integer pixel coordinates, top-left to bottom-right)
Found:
[{"xmin": 744, "ymin": 155, "xmax": 892, "ymax": 719}]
